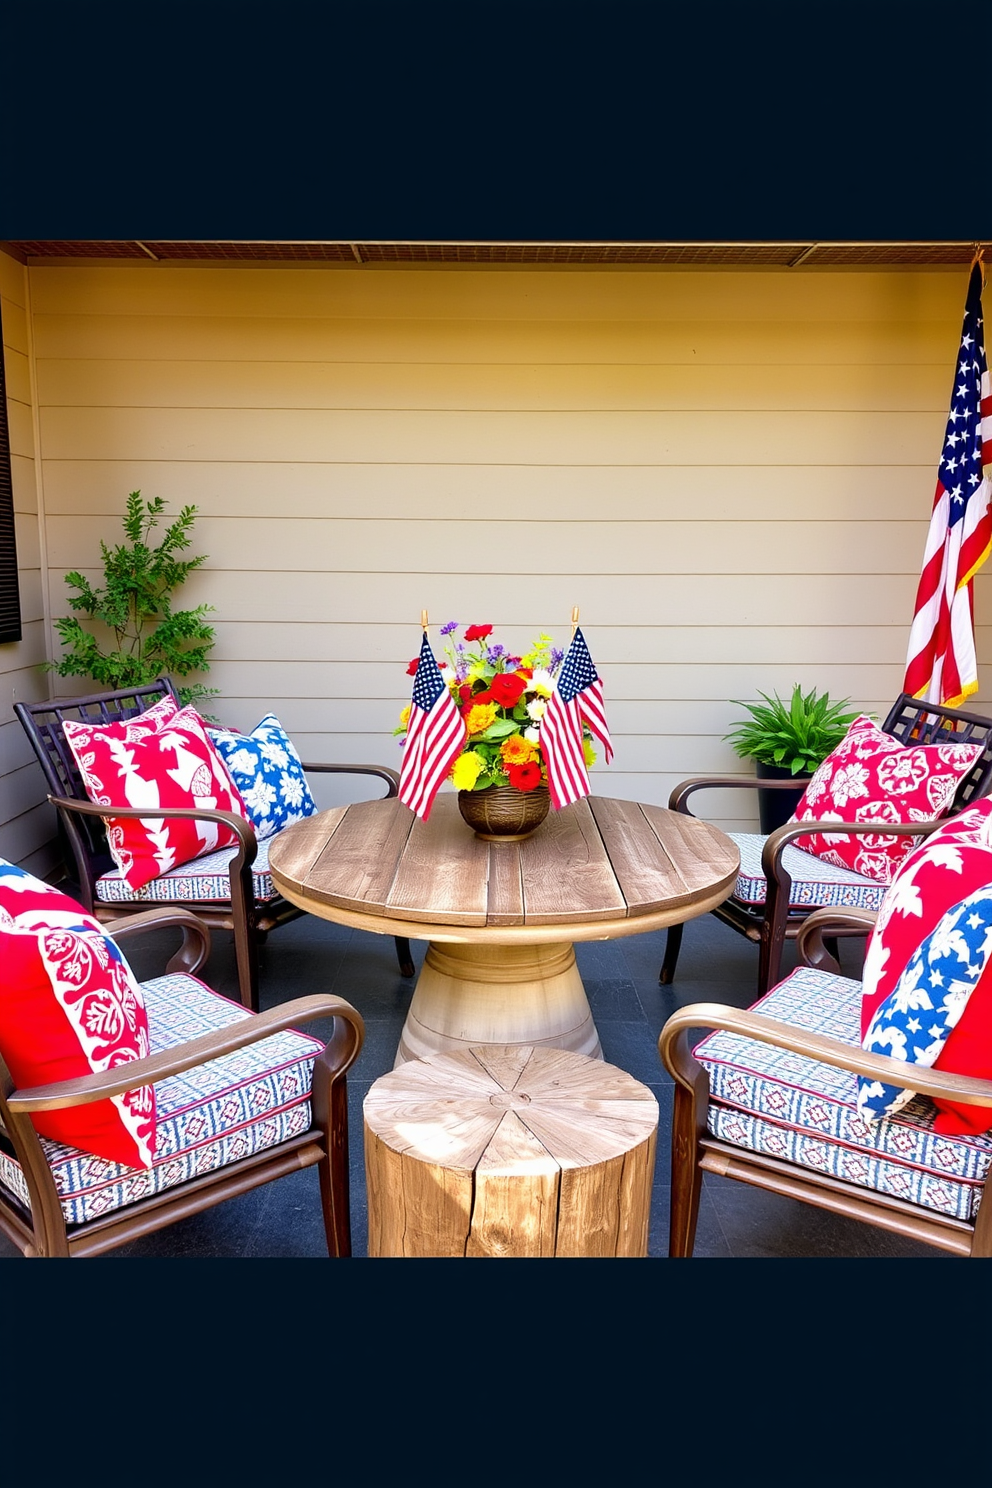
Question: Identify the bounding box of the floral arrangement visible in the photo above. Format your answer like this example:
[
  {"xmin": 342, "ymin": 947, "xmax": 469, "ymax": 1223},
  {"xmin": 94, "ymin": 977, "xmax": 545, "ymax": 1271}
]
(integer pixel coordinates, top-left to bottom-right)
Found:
[{"xmin": 395, "ymin": 622, "xmax": 598, "ymax": 792}]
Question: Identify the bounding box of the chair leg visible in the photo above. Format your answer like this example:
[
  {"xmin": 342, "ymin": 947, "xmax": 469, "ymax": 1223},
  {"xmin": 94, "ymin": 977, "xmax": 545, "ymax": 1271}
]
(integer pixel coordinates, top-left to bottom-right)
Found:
[
  {"xmin": 659, "ymin": 922, "xmax": 684, "ymax": 985},
  {"xmin": 394, "ymin": 936, "xmax": 415, "ymax": 978},
  {"xmin": 316, "ymin": 1075, "xmax": 353, "ymax": 1257},
  {"xmin": 669, "ymin": 1084, "xmax": 704, "ymax": 1257}
]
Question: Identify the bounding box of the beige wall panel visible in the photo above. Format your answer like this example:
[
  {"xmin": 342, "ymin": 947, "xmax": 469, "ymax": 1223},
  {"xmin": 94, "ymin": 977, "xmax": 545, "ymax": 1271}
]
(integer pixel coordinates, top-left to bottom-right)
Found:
[
  {"xmin": 200, "ymin": 658, "xmax": 905, "ymax": 708},
  {"xmin": 0, "ymin": 657, "xmax": 51, "ymax": 713},
  {"xmin": 1, "ymin": 297, "xmax": 28, "ymax": 355},
  {"xmin": 11, "ymin": 453, "xmax": 39, "ymax": 513},
  {"xmin": 0, "ymin": 250, "xmax": 27, "ymax": 305},
  {"xmin": 4, "ymin": 347, "xmax": 31, "ymax": 405},
  {"xmin": 32, "ymin": 314, "xmax": 960, "ymax": 368},
  {"xmin": 40, "ymin": 460, "xmax": 938, "ymax": 524},
  {"xmin": 7, "ymin": 398, "xmax": 35, "ymax": 460},
  {"xmin": 159, "ymin": 567, "xmax": 925, "ymax": 629},
  {"xmin": 13, "ymin": 512, "xmax": 40, "ymax": 570},
  {"xmin": 15, "ymin": 572, "xmax": 44, "ymax": 626},
  {"xmin": 0, "ymin": 761, "xmax": 52, "ymax": 824},
  {"xmin": 205, "ymin": 620, "xmax": 937, "ymax": 667},
  {"xmin": 0, "ymin": 717, "xmax": 45, "ymax": 774},
  {"xmin": 0, "ymin": 803, "xmax": 60, "ymax": 870},
  {"xmin": 46, "ymin": 514, "xmax": 934, "ymax": 578},
  {"xmin": 39, "ymin": 406, "xmax": 945, "ymax": 466},
  {"xmin": 28, "ymin": 265, "xmax": 967, "ymax": 323},
  {"xmin": 36, "ymin": 357, "xmax": 952, "ymax": 413}
]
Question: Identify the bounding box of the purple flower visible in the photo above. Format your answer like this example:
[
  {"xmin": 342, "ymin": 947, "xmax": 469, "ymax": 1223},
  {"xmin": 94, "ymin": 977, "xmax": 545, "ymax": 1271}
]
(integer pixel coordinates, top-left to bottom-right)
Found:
[
  {"xmin": 486, "ymin": 643, "xmax": 506, "ymax": 663},
  {"xmin": 440, "ymin": 620, "xmax": 458, "ymax": 635},
  {"xmin": 550, "ymin": 647, "xmax": 564, "ymax": 672}
]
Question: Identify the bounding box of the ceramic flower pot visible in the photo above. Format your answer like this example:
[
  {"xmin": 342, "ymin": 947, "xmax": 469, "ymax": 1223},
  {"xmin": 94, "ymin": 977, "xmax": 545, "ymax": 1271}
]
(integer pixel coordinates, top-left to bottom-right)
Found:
[{"xmin": 457, "ymin": 784, "xmax": 551, "ymax": 841}]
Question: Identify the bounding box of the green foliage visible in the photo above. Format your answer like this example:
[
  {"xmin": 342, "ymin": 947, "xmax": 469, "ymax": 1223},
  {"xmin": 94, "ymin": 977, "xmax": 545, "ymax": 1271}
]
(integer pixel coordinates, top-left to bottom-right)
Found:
[
  {"xmin": 46, "ymin": 492, "xmax": 218, "ymax": 706},
  {"xmin": 724, "ymin": 685, "xmax": 859, "ymax": 775}
]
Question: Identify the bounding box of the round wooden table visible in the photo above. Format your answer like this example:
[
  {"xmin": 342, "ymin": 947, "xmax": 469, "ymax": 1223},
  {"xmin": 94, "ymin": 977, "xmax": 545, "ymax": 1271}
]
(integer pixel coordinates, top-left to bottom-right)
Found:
[{"xmin": 267, "ymin": 793, "xmax": 739, "ymax": 1067}]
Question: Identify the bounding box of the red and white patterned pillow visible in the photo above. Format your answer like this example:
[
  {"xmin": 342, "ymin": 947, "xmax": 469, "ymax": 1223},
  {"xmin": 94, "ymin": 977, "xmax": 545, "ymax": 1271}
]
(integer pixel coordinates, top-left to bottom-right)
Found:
[
  {"xmin": 63, "ymin": 703, "xmax": 251, "ymax": 892},
  {"xmin": 789, "ymin": 714, "xmax": 982, "ymax": 884},
  {"xmin": 0, "ymin": 858, "xmax": 155, "ymax": 1167}
]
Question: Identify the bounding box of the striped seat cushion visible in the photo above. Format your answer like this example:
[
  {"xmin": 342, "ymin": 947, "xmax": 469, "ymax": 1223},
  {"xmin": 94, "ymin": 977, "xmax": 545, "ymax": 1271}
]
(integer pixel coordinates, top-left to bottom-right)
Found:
[
  {"xmin": 693, "ymin": 966, "xmax": 992, "ymax": 1222},
  {"xmin": 730, "ymin": 832, "xmax": 889, "ymax": 911},
  {"xmin": 0, "ymin": 971, "xmax": 324, "ymax": 1227},
  {"xmin": 96, "ymin": 837, "xmax": 278, "ymax": 905}
]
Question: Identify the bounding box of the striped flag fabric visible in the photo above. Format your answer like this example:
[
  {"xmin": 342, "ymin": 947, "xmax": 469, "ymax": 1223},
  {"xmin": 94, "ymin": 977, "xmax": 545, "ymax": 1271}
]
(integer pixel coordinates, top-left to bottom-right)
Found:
[
  {"xmin": 398, "ymin": 631, "xmax": 466, "ymax": 821},
  {"xmin": 540, "ymin": 626, "xmax": 613, "ymax": 810},
  {"xmin": 904, "ymin": 260, "xmax": 992, "ymax": 707}
]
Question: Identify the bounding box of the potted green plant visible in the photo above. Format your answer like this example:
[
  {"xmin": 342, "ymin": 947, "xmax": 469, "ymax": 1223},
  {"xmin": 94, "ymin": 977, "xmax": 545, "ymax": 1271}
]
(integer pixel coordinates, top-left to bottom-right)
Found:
[
  {"xmin": 723, "ymin": 685, "xmax": 859, "ymax": 832},
  {"xmin": 45, "ymin": 491, "xmax": 218, "ymax": 706}
]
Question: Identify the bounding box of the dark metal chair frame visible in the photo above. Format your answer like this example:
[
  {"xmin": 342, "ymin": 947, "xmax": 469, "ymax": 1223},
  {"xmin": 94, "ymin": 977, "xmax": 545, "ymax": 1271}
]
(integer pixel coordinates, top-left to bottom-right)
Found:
[
  {"xmin": 15, "ymin": 676, "xmax": 414, "ymax": 1012},
  {"xmin": 660, "ymin": 692, "xmax": 992, "ymax": 995},
  {"xmin": 659, "ymin": 906, "xmax": 992, "ymax": 1259},
  {"xmin": 0, "ymin": 909, "xmax": 365, "ymax": 1258}
]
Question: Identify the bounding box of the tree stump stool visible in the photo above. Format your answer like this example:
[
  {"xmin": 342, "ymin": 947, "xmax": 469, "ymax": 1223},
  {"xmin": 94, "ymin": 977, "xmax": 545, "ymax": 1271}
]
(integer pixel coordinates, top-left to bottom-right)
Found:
[{"xmin": 363, "ymin": 1044, "xmax": 659, "ymax": 1257}]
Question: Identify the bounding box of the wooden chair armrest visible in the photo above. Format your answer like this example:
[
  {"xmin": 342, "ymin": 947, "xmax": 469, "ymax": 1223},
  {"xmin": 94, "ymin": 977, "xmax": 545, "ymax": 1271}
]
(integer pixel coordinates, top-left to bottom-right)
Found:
[
  {"xmin": 7, "ymin": 994, "xmax": 365, "ymax": 1113},
  {"xmin": 796, "ymin": 906, "xmax": 878, "ymax": 973},
  {"xmin": 104, "ymin": 907, "xmax": 212, "ymax": 975},
  {"xmin": 668, "ymin": 773, "xmax": 812, "ymax": 815},
  {"xmin": 659, "ymin": 1002, "xmax": 992, "ymax": 1113},
  {"xmin": 301, "ymin": 762, "xmax": 400, "ymax": 797}
]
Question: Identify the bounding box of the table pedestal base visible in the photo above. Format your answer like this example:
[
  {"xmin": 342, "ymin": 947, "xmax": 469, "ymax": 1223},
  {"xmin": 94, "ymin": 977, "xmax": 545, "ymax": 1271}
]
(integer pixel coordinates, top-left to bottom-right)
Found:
[{"xmin": 394, "ymin": 941, "xmax": 603, "ymax": 1068}]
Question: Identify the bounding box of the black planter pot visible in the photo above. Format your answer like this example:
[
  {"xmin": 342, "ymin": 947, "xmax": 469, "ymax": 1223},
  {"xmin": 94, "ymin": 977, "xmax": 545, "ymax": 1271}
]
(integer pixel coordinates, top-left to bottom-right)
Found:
[{"xmin": 754, "ymin": 760, "xmax": 811, "ymax": 834}]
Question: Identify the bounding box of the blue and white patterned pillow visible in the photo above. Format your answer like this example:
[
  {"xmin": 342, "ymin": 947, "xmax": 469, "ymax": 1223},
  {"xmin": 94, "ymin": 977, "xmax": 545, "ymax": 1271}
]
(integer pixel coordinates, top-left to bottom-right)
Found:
[{"xmin": 207, "ymin": 715, "xmax": 316, "ymax": 840}]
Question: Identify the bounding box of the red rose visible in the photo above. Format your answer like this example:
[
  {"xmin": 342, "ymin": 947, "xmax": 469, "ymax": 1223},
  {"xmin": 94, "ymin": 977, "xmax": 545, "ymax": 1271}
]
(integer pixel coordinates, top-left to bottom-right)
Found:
[
  {"xmin": 406, "ymin": 658, "xmax": 419, "ymax": 676},
  {"xmin": 490, "ymin": 673, "xmax": 527, "ymax": 707},
  {"xmin": 458, "ymin": 683, "xmax": 474, "ymax": 704},
  {"xmin": 464, "ymin": 624, "xmax": 493, "ymax": 643},
  {"xmin": 507, "ymin": 761, "xmax": 543, "ymax": 792}
]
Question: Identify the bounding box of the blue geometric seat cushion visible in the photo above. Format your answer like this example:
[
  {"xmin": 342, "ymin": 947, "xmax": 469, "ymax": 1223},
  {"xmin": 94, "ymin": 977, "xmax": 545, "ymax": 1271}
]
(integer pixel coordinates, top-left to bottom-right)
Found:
[
  {"xmin": 692, "ymin": 966, "xmax": 992, "ymax": 1222},
  {"xmin": 207, "ymin": 715, "xmax": 316, "ymax": 841},
  {"xmin": 729, "ymin": 832, "xmax": 889, "ymax": 911},
  {"xmin": 96, "ymin": 837, "xmax": 279, "ymax": 905},
  {"xmin": 0, "ymin": 971, "xmax": 325, "ymax": 1227}
]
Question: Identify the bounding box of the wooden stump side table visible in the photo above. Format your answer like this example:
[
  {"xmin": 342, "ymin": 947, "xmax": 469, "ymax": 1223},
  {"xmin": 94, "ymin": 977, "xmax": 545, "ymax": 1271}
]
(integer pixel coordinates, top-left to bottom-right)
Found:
[{"xmin": 363, "ymin": 1044, "xmax": 660, "ymax": 1258}]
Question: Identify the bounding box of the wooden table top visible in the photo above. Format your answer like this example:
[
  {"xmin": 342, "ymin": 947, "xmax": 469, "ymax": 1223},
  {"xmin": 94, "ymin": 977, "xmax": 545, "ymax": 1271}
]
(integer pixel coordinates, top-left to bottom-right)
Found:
[{"xmin": 268, "ymin": 793, "xmax": 739, "ymax": 944}]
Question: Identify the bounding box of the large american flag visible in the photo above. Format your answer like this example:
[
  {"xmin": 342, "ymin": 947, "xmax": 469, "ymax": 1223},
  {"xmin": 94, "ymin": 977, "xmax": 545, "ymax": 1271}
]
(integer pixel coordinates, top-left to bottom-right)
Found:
[
  {"xmin": 398, "ymin": 631, "xmax": 466, "ymax": 820},
  {"xmin": 904, "ymin": 261, "xmax": 992, "ymax": 707},
  {"xmin": 540, "ymin": 626, "xmax": 613, "ymax": 810}
]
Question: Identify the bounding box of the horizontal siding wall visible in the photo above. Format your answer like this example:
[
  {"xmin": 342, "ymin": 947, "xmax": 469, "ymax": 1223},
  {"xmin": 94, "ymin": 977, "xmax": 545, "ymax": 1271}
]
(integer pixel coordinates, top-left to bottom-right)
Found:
[
  {"xmin": 0, "ymin": 249, "xmax": 57, "ymax": 877},
  {"xmin": 28, "ymin": 262, "xmax": 988, "ymax": 830}
]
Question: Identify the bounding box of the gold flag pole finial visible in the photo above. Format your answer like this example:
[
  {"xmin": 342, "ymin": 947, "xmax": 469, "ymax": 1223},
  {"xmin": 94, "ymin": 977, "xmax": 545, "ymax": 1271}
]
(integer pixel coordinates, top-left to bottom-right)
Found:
[
  {"xmin": 421, "ymin": 609, "xmax": 429, "ymax": 634},
  {"xmin": 571, "ymin": 606, "xmax": 579, "ymax": 638}
]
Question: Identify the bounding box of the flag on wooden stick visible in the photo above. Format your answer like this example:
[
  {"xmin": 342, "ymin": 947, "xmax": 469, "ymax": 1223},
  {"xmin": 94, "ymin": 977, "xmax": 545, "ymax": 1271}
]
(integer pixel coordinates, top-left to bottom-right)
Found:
[
  {"xmin": 398, "ymin": 631, "xmax": 466, "ymax": 820},
  {"xmin": 904, "ymin": 260, "xmax": 992, "ymax": 707},
  {"xmin": 541, "ymin": 626, "xmax": 613, "ymax": 810}
]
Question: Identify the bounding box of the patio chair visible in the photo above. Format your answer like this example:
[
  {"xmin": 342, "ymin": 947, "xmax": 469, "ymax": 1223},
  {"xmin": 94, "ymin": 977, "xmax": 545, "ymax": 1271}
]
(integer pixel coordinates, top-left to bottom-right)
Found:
[
  {"xmin": 659, "ymin": 692, "xmax": 992, "ymax": 995},
  {"xmin": 15, "ymin": 676, "xmax": 415, "ymax": 1013},
  {"xmin": 0, "ymin": 907, "xmax": 365, "ymax": 1258},
  {"xmin": 659, "ymin": 906, "xmax": 992, "ymax": 1258}
]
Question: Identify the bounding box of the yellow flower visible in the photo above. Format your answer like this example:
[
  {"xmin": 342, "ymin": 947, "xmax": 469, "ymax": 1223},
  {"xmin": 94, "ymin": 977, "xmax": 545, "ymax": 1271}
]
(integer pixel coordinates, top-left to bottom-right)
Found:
[
  {"xmin": 398, "ymin": 704, "xmax": 411, "ymax": 729},
  {"xmin": 529, "ymin": 669, "xmax": 554, "ymax": 698},
  {"xmin": 451, "ymin": 751, "xmax": 485, "ymax": 790},
  {"xmin": 464, "ymin": 702, "xmax": 498, "ymax": 736},
  {"xmin": 500, "ymin": 735, "xmax": 538, "ymax": 765},
  {"xmin": 583, "ymin": 739, "xmax": 597, "ymax": 768}
]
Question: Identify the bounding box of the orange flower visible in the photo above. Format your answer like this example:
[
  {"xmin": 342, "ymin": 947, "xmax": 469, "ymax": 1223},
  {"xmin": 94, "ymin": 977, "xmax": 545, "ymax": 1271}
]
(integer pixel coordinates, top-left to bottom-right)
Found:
[{"xmin": 501, "ymin": 735, "xmax": 538, "ymax": 765}]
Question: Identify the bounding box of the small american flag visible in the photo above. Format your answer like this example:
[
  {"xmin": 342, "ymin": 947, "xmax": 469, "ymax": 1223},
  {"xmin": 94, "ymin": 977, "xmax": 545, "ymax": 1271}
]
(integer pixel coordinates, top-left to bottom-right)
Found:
[
  {"xmin": 398, "ymin": 631, "xmax": 466, "ymax": 820},
  {"xmin": 540, "ymin": 626, "xmax": 613, "ymax": 810},
  {"xmin": 904, "ymin": 260, "xmax": 992, "ymax": 707}
]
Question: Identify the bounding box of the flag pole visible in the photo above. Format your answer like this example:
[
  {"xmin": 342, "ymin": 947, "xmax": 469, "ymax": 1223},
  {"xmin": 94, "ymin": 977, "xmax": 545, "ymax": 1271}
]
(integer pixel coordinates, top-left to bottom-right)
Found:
[
  {"xmin": 571, "ymin": 606, "xmax": 579, "ymax": 639},
  {"xmin": 421, "ymin": 609, "xmax": 429, "ymax": 635}
]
